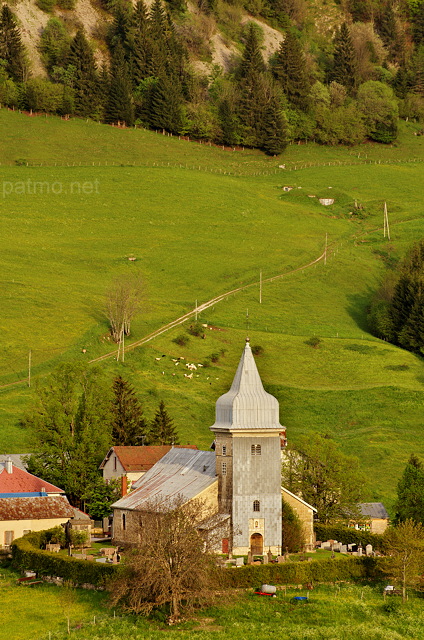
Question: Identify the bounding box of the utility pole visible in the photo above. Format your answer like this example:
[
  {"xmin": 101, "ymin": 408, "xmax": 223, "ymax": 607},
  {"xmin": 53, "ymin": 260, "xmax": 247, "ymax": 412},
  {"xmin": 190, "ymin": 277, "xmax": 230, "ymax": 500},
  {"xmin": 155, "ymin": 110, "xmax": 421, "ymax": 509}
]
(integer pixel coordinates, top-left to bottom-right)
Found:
[
  {"xmin": 28, "ymin": 350, "xmax": 31, "ymax": 387},
  {"xmin": 259, "ymin": 271, "xmax": 262, "ymax": 304},
  {"xmin": 384, "ymin": 202, "xmax": 390, "ymax": 240}
]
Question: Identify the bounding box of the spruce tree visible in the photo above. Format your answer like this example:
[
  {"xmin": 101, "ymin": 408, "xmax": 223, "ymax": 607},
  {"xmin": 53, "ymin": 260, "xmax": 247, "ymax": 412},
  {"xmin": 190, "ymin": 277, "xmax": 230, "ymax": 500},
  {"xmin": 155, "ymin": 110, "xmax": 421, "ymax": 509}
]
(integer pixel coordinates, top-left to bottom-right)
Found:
[
  {"xmin": 149, "ymin": 73, "xmax": 184, "ymax": 133},
  {"xmin": 67, "ymin": 29, "xmax": 99, "ymax": 118},
  {"xmin": 111, "ymin": 375, "xmax": 147, "ymax": 446},
  {"xmin": 105, "ymin": 42, "xmax": 135, "ymax": 126},
  {"xmin": 331, "ymin": 22, "xmax": 357, "ymax": 93},
  {"xmin": 261, "ymin": 95, "xmax": 288, "ymax": 155},
  {"xmin": 413, "ymin": 2, "xmax": 424, "ymax": 45},
  {"xmin": 273, "ymin": 29, "xmax": 310, "ymax": 110},
  {"xmin": 128, "ymin": 0, "xmax": 150, "ymax": 87},
  {"xmin": 0, "ymin": 5, "xmax": 27, "ymax": 82},
  {"xmin": 108, "ymin": 1, "xmax": 132, "ymax": 53},
  {"xmin": 218, "ymin": 98, "xmax": 240, "ymax": 146},
  {"xmin": 239, "ymin": 23, "xmax": 265, "ymax": 79},
  {"xmin": 149, "ymin": 400, "xmax": 179, "ymax": 445},
  {"xmin": 395, "ymin": 455, "xmax": 424, "ymax": 525}
]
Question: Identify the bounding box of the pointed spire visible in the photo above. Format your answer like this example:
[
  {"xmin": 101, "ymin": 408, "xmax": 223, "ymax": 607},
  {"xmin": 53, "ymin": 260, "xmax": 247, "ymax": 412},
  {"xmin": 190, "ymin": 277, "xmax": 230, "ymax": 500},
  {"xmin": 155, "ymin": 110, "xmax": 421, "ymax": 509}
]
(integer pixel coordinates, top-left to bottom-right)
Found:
[{"xmin": 210, "ymin": 340, "xmax": 283, "ymax": 431}]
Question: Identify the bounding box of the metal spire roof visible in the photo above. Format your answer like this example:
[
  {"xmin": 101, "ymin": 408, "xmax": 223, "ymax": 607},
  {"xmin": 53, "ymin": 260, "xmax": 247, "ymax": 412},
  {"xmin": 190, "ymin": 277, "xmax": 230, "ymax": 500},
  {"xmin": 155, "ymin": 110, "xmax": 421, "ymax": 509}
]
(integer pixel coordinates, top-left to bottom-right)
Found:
[{"xmin": 210, "ymin": 339, "xmax": 283, "ymax": 431}]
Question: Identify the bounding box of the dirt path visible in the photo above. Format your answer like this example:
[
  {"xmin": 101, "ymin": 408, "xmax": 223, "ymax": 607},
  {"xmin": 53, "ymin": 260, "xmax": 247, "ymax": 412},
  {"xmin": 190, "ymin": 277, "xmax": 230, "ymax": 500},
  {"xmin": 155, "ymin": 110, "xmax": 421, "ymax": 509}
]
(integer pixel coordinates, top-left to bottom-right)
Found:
[{"xmin": 0, "ymin": 249, "xmax": 327, "ymax": 389}]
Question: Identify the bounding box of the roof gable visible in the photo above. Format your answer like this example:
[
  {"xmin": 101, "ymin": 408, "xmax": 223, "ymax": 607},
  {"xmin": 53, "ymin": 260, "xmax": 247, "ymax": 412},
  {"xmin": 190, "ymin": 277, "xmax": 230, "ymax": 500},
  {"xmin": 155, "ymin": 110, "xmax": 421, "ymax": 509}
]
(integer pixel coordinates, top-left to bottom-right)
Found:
[
  {"xmin": 0, "ymin": 465, "xmax": 64, "ymax": 495},
  {"xmin": 100, "ymin": 445, "xmax": 198, "ymax": 472},
  {"xmin": 359, "ymin": 502, "xmax": 389, "ymax": 520}
]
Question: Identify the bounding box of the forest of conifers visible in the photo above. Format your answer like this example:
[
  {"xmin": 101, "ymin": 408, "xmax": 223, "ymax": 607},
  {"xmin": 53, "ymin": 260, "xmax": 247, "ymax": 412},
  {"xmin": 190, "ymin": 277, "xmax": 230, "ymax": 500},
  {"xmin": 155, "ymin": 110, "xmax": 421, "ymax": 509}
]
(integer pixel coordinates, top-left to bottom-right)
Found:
[{"xmin": 1, "ymin": 0, "xmax": 424, "ymax": 153}]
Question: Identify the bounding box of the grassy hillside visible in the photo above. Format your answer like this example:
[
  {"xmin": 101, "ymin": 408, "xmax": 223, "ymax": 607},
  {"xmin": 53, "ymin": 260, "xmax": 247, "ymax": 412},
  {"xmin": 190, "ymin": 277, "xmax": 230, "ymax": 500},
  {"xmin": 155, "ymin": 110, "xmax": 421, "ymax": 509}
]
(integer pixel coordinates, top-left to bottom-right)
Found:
[{"xmin": 0, "ymin": 109, "xmax": 424, "ymax": 510}]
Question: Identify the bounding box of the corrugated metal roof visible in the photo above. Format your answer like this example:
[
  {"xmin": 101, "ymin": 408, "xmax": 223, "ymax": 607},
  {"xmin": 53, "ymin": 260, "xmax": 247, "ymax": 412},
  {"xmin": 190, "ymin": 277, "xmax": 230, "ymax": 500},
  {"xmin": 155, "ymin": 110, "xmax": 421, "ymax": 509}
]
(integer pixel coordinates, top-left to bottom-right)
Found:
[
  {"xmin": 0, "ymin": 465, "xmax": 65, "ymax": 494},
  {"xmin": 211, "ymin": 340, "xmax": 283, "ymax": 431},
  {"xmin": 0, "ymin": 454, "xmax": 29, "ymax": 471},
  {"xmin": 112, "ymin": 449, "xmax": 216, "ymax": 511},
  {"xmin": 359, "ymin": 503, "xmax": 389, "ymax": 520},
  {"xmin": 0, "ymin": 496, "xmax": 74, "ymax": 520},
  {"xmin": 100, "ymin": 445, "xmax": 198, "ymax": 471}
]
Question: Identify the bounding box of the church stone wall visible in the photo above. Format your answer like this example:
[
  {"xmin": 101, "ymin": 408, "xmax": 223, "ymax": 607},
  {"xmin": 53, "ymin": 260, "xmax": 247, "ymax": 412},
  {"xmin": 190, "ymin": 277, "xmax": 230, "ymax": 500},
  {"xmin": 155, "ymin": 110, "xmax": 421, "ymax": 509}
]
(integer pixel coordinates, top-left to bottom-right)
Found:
[{"xmin": 232, "ymin": 434, "xmax": 282, "ymax": 554}]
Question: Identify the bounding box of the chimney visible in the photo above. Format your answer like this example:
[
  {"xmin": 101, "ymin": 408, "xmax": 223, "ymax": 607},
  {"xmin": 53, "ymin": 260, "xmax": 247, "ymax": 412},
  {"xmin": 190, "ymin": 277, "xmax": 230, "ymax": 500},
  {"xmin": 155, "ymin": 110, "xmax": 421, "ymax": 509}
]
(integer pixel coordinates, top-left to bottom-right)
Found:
[
  {"xmin": 121, "ymin": 475, "xmax": 128, "ymax": 497},
  {"xmin": 40, "ymin": 486, "xmax": 46, "ymax": 495},
  {"xmin": 5, "ymin": 457, "xmax": 12, "ymax": 474}
]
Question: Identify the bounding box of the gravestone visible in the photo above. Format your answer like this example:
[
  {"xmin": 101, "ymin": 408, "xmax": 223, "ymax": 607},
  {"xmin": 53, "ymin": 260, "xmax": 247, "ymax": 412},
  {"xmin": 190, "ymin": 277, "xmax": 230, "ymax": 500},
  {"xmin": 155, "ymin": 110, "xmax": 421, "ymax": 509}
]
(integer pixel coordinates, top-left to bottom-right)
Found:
[
  {"xmin": 263, "ymin": 554, "xmax": 269, "ymax": 564},
  {"xmin": 277, "ymin": 555, "xmax": 285, "ymax": 563},
  {"xmin": 235, "ymin": 557, "xmax": 244, "ymax": 567},
  {"xmin": 340, "ymin": 545, "xmax": 347, "ymax": 553},
  {"xmin": 366, "ymin": 544, "xmax": 373, "ymax": 556},
  {"xmin": 357, "ymin": 546, "xmax": 363, "ymax": 557}
]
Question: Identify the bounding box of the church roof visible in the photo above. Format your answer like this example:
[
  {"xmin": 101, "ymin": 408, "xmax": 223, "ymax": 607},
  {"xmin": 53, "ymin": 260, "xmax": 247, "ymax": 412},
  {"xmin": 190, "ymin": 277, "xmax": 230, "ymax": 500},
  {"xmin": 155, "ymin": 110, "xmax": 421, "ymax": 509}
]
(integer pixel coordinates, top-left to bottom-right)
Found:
[
  {"xmin": 210, "ymin": 339, "xmax": 283, "ymax": 431},
  {"xmin": 112, "ymin": 448, "xmax": 216, "ymax": 512}
]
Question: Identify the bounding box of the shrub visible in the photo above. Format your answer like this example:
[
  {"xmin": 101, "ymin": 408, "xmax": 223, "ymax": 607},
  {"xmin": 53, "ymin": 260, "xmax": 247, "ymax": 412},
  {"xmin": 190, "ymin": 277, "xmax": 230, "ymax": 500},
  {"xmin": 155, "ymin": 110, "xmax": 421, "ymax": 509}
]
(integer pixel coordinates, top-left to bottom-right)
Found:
[
  {"xmin": 305, "ymin": 336, "xmax": 321, "ymax": 348},
  {"xmin": 12, "ymin": 530, "xmax": 117, "ymax": 587},
  {"xmin": 209, "ymin": 352, "xmax": 220, "ymax": 363},
  {"xmin": 220, "ymin": 556, "xmax": 383, "ymax": 588},
  {"xmin": 251, "ymin": 345, "xmax": 264, "ymax": 356},
  {"xmin": 36, "ymin": 0, "xmax": 56, "ymax": 12},
  {"xmin": 173, "ymin": 334, "xmax": 189, "ymax": 347},
  {"xmin": 187, "ymin": 322, "xmax": 205, "ymax": 337}
]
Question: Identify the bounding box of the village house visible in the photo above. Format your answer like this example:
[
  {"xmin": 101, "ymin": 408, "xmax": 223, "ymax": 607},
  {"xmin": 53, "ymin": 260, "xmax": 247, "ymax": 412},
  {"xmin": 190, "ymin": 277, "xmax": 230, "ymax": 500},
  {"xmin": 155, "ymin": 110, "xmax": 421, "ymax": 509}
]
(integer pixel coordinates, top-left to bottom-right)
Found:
[
  {"xmin": 100, "ymin": 444, "xmax": 198, "ymax": 489},
  {"xmin": 112, "ymin": 339, "xmax": 315, "ymax": 556},
  {"xmin": 355, "ymin": 502, "xmax": 390, "ymax": 534},
  {"xmin": 0, "ymin": 457, "xmax": 76, "ymax": 548}
]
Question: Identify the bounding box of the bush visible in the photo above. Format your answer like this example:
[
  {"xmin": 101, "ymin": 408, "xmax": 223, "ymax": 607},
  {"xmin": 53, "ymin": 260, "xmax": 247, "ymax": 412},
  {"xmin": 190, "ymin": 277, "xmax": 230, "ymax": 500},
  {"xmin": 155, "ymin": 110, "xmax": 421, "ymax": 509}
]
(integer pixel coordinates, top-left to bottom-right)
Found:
[
  {"xmin": 305, "ymin": 336, "xmax": 321, "ymax": 348},
  {"xmin": 187, "ymin": 322, "xmax": 205, "ymax": 337},
  {"xmin": 12, "ymin": 530, "xmax": 117, "ymax": 587},
  {"xmin": 220, "ymin": 556, "xmax": 383, "ymax": 588},
  {"xmin": 36, "ymin": 0, "xmax": 56, "ymax": 12},
  {"xmin": 314, "ymin": 524, "xmax": 384, "ymax": 551},
  {"xmin": 251, "ymin": 345, "xmax": 264, "ymax": 356},
  {"xmin": 173, "ymin": 334, "xmax": 189, "ymax": 347}
]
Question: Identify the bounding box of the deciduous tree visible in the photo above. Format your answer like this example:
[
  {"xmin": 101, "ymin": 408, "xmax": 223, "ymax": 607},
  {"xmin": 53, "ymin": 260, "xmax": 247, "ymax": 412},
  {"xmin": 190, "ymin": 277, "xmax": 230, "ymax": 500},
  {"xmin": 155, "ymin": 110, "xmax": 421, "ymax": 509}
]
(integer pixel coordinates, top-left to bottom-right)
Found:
[
  {"xmin": 109, "ymin": 496, "xmax": 220, "ymax": 622},
  {"xmin": 383, "ymin": 519, "xmax": 424, "ymax": 601},
  {"xmin": 106, "ymin": 275, "xmax": 141, "ymax": 342},
  {"xmin": 281, "ymin": 434, "xmax": 365, "ymax": 523},
  {"xmin": 24, "ymin": 363, "xmax": 112, "ymax": 508}
]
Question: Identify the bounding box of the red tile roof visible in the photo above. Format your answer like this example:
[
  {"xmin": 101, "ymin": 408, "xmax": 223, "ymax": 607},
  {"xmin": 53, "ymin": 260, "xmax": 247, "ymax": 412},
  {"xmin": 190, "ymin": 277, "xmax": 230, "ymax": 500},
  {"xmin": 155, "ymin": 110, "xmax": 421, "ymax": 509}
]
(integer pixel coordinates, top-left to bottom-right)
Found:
[
  {"xmin": 0, "ymin": 496, "xmax": 74, "ymax": 520},
  {"xmin": 106, "ymin": 445, "xmax": 198, "ymax": 472},
  {"xmin": 0, "ymin": 465, "xmax": 64, "ymax": 494}
]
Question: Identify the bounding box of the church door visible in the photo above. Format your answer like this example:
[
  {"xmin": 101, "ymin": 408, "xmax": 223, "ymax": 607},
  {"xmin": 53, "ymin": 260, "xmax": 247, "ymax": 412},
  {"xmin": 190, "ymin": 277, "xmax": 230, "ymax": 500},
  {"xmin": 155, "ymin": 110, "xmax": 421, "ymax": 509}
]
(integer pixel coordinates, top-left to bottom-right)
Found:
[{"xmin": 250, "ymin": 533, "xmax": 263, "ymax": 555}]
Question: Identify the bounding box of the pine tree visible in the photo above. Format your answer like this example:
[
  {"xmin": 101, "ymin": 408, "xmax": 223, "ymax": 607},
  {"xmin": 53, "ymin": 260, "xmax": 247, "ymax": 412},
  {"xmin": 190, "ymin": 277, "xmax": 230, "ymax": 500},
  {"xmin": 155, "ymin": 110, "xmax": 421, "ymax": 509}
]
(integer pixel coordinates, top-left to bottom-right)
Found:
[
  {"xmin": 398, "ymin": 294, "xmax": 424, "ymax": 353},
  {"xmin": 239, "ymin": 23, "xmax": 265, "ymax": 79},
  {"xmin": 218, "ymin": 98, "xmax": 240, "ymax": 146},
  {"xmin": 273, "ymin": 29, "xmax": 310, "ymax": 110},
  {"xmin": 149, "ymin": 73, "xmax": 184, "ymax": 133},
  {"xmin": 331, "ymin": 22, "xmax": 357, "ymax": 93},
  {"xmin": 105, "ymin": 42, "xmax": 135, "ymax": 126},
  {"xmin": 128, "ymin": 0, "xmax": 150, "ymax": 87},
  {"xmin": 109, "ymin": 1, "xmax": 132, "ymax": 53},
  {"xmin": 67, "ymin": 29, "xmax": 99, "ymax": 118},
  {"xmin": 149, "ymin": 400, "xmax": 179, "ymax": 445},
  {"xmin": 0, "ymin": 5, "xmax": 27, "ymax": 82},
  {"xmin": 111, "ymin": 375, "xmax": 147, "ymax": 446},
  {"xmin": 261, "ymin": 95, "xmax": 288, "ymax": 155},
  {"xmin": 395, "ymin": 455, "xmax": 424, "ymax": 525}
]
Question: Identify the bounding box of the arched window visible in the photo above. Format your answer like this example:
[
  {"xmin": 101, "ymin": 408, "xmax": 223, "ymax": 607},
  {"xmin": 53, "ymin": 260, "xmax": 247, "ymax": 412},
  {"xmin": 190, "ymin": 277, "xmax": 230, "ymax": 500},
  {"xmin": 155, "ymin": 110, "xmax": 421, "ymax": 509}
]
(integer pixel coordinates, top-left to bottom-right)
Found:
[
  {"xmin": 253, "ymin": 500, "xmax": 260, "ymax": 512},
  {"xmin": 122, "ymin": 513, "xmax": 126, "ymax": 531},
  {"xmin": 222, "ymin": 462, "xmax": 227, "ymax": 475},
  {"xmin": 222, "ymin": 445, "xmax": 227, "ymax": 456},
  {"xmin": 251, "ymin": 444, "xmax": 261, "ymax": 456},
  {"xmin": 255, "ymin": 444, "xmax": 261, "ymax": 456}
]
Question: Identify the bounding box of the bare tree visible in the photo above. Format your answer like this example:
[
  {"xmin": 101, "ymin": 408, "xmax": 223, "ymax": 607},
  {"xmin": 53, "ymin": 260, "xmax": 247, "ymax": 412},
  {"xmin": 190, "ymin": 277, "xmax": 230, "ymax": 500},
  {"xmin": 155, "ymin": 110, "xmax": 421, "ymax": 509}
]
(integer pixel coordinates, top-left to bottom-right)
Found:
[
  {"xmin": 106, "ymin": 276, "xmax": 141, "ymax": 343},
  {"xmin": 109, "ymin": 496, "xmax": 223, "ymax": 623}
]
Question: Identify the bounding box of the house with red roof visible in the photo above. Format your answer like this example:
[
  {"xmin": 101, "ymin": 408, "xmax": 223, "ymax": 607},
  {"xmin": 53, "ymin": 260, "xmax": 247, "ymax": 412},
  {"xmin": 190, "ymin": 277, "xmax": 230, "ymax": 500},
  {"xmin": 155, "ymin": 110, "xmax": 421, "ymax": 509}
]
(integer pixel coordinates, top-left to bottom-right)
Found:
[
  {"xmin": 0, "ymin": 457, "xmax": 74, "ymax": 548},
  {"xmin": 100, "ymin": 445, "xmax": 198, "ymax": 490}
]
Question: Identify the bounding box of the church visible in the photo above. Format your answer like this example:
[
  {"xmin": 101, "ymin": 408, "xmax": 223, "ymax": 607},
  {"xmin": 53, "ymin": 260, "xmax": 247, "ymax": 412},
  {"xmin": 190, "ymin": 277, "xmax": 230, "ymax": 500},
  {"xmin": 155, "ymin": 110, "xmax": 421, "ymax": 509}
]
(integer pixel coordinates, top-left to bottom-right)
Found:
[{"xmin": 112, "ymin": 339, "xmax": 315, "ymax": 554}]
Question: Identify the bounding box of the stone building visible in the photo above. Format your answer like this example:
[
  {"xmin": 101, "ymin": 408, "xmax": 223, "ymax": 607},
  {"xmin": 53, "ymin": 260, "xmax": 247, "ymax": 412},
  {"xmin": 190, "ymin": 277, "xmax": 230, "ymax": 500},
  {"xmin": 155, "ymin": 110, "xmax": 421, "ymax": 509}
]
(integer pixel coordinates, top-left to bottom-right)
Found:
[{"xmin": 112, "ymin": 340, "xmax": 315, "ymax": 555}]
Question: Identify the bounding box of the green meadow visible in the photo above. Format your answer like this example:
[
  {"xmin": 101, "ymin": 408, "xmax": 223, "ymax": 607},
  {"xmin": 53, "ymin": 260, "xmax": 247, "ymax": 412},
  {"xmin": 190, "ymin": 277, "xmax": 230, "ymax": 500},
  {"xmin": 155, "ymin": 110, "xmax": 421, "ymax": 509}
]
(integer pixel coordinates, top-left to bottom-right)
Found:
[{"xmin": 0, "ymin": 109, "xmax": 424, "ymax": 510}]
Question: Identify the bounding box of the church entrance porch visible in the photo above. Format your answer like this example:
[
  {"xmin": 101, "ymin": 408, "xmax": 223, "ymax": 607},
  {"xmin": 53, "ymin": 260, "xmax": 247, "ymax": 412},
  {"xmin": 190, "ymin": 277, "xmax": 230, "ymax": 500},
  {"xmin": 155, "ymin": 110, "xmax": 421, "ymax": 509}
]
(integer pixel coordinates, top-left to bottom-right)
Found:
[{"xmin": 250, "ymin": 532, "xmax": 263, "ymax": 555}]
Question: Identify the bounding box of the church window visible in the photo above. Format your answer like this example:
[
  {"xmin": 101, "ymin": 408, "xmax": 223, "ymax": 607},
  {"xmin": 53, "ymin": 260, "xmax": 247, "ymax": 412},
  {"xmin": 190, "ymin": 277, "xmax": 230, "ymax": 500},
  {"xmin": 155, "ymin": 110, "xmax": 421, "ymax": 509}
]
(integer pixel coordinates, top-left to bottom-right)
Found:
[
  {"xmin": 222, "ymin": 445, "xmax": 227, "ymax": 456},
  {"xmin": 251, "ymin": 444, "xmax": 261, "ymax": 456},
  {"xmin": 222, "ymin": 462, "xmax": 227, "ymax": 475},
  {"xmin": 122, "ymin": 513, "xmax": 126, "ymax": 530},
  {"xmin": 253, "ymin": 500, "xmax": 260, "ymax": 512}
]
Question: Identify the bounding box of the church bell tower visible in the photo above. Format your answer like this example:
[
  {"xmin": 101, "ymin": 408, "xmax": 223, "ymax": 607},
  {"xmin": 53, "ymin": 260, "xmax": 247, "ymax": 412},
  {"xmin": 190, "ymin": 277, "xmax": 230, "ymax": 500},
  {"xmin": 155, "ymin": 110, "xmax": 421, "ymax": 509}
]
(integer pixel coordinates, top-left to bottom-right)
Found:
[{"xmin": 210, "ymin": 339, "xmax": 284, "ymax": 556}]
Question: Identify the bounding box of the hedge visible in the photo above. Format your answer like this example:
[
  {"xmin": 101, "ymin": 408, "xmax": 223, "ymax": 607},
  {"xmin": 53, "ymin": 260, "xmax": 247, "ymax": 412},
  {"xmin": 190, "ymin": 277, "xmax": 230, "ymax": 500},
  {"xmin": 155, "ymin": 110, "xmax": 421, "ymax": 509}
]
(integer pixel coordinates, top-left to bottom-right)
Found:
[
  {"xmin": 220, "ymin": 556, "xmax": 384, "ymax": 588},
  {"xmin": 314, "ymin": 524, "xmax": 384, "ymax": 551},
  {"xmin": 12, "ymin": 530, "xmax": 118, "ymax": 587}
]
